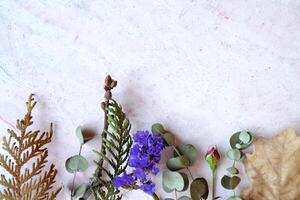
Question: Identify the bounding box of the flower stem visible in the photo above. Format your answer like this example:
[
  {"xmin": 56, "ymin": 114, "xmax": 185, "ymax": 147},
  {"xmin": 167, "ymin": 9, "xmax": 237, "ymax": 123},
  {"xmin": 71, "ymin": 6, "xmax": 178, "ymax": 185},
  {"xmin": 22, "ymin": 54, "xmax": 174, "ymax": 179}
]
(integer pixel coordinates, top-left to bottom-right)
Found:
[
  {"xmin": 152, "ymin": 192, "xmax": 160, "ymax": 200},
  {"xmin": 175, "ymin": 190, "xmax": 178, "ymax": 200},
  {"xmin": 212, "ymin": 171, "xmax": 216, "ymax": 200}
]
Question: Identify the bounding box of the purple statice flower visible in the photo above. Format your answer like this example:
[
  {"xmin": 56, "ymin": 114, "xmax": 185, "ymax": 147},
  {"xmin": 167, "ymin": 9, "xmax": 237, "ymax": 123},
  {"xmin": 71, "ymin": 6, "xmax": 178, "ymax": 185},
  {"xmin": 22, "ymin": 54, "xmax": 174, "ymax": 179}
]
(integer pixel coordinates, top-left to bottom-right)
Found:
[
  {"xmin": 140, "ymin": 182, "xmax": 155, "ymax": 195},
  {"xmin": 114, "ymin": 171, "xmax": 135, "ymax": 188},
  {"xmin": 114, "ymin": 130, "xmax": 165, "ymax": 195}
]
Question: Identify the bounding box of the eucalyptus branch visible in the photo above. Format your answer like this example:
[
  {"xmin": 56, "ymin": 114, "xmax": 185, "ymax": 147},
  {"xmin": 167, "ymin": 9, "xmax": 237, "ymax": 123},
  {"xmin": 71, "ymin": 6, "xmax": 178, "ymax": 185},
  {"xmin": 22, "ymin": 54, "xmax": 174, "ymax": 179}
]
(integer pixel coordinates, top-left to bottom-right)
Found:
[
  {"xmin": 221, "ymin": 131, "xmax": 253, "ymax": 199},
  {"xmin": 172, "ymin": 145, "xmax": 194, "ymax": 180},
  {"xmin": 152, "ymin": 123, "xmax": 208, "ymax": 200}
]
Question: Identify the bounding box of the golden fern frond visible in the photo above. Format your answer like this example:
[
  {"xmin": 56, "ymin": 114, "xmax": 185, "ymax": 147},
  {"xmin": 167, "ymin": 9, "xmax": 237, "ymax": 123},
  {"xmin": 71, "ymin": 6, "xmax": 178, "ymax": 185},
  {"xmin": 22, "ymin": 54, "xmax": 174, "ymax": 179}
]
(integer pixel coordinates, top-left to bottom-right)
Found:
[{"xmin": 0, "ymin": 94, "xmax": 61, "ymax": 200}]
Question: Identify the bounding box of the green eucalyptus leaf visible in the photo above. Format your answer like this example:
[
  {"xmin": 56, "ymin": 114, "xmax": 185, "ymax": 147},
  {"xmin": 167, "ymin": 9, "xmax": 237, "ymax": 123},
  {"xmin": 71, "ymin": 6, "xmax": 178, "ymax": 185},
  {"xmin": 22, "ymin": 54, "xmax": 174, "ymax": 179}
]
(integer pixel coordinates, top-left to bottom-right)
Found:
[
  {"xmin": 174, "ymin": 144, "xmax": 198, "ymax": 166},
  {"xmin": 76, "ymin": 127, "xmax": 95, "ymax": 144},
  {"xmin": 226, "ymin": 167, "xmax": 239, "ymax": 175},
  {"xmin": 226, "ymin": 149, "xmax": 241, "ymax": 161},
  {"xmin": 163, "ymin": 171, "xmax": 186, "ymax": 192},
  {"xmin": 76, "ymin": 127, "xmax": 84, "ymax": 145},
  {"xmin": 227, "ymin": 196, "xmax": 242, "ymax": 200},
  {"xmin": 190, "ymin": 178, "xmax": 209, "ymax": 200},
  {"xmin": 167, "ymin": 155, "xmax": 190, "ymax": 171},
  {"xmin": 230, "ymin": 131, "xmax": 253, "ymax": 150},
  {"xmin": 230, "ymin": 132, "xmax": 240, "ymax": 149},
  {"xmin": 178, "ymin": 196, "xmax": 191, "ymax": 200},
  {"xmin": 163, "ymin": 183, "xmax": 174, "ymax": 193},
  {"xmin": 235, "ymin": 143, "xmax": 242, "ymax": 149},
  {"xmin": 162, "ymin": 133, "xmax": 175, "ymax": 146},
  {"xmin": 66, "ymin": 155, "xmax": 89, "ymax": 173},
  {"xmin": 221, "ymin": 175, "xmax": 241, "ymax": 190},
  {"xmin": 72, "ymin": 183, "xmax": 87, "ymax": 198},
  {"xmin": 239, "ymin": 131, "xmax": 251, "ymax": 144},
  {"xmin": 152, "ymin": 123, "xmax": 165, "ymax": 134},
  {"xmin": 180, "ymin": 172, "xmax": 189, "ymax": 191},
  {"xmin": 80, "ymin": 185, "xmax": 91, "ymax": 200}
]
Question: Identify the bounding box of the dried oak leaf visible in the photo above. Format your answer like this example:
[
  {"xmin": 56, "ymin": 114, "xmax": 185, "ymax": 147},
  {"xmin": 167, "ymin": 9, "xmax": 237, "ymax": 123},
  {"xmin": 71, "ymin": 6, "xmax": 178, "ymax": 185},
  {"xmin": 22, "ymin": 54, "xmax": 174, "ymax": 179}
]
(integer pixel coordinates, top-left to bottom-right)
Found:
[{"xmin": 241, "ymin": 128, "xmax": 300, "ymax": 200}]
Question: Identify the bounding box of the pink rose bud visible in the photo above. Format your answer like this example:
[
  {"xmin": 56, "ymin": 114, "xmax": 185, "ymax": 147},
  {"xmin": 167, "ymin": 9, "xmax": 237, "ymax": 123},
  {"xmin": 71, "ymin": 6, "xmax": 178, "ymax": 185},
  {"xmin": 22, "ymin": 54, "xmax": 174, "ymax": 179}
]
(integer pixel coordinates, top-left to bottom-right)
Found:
[{"xmin": 205, "ymin": 146, "xmax": 221, "ymax": 172}]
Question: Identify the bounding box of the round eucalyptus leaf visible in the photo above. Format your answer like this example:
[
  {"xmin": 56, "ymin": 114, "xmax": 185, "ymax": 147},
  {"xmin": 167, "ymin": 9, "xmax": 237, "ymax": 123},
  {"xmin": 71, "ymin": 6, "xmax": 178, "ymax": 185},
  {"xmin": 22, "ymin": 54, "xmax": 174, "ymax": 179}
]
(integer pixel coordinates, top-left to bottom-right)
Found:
[
  {"xmin": 239, "ymin": 131, "xmax": 251, "ymax": 144},
  {"xmin": 167, "ymin": 155, "xmax": 190, "ymax": 171},
  {"xmin": 76, "ymin": 127, "xmax": 84, "ymax": 145},
  {"xmin": 180, "ymin": 172, "xmax": 189, "ymax": 191},
  {"xmin": 190, "ymin": 178, "xmax": 209, "ymax": 200},
  {"xmin": 174, "ymin": 144, "xmax": 198, "ymax": 166},
  {"xmin": 221, "ymin": 175, "xmax": 241, "ymax": 190},
  {"xmin": 230, "ymin": 131, "xmax": 253, "ymax": 150},
  {"xmin": 227, "ymin": 196, "xmax": 242, "ymax": 200},
  {"xmin": 65, "ymin": 155, "xmax": 89, "ymax": 173},
  {"xmin": 226, "ymin": 167, "xmax": 239, "ymax": 175},
  {"xmin": 178, "ymin": 196, "xmax": 191, "ymax": 200},
  {"xmin": 76, "ymin": 127, "xmax": 95, "ymax": 144},
  {"xmin": 72, "ymin": 183, "xmax": 87, "ymax": 198},
  {"xmin": 226, "ymin": 149, "xmax": 241, "ymax": 161},
  {"xmin": 235, "ymin": 143, "xmax": 242, "ymax": 149},
  {"xmin": 163, "ymin": 183, "xmax": 174, "ymax": 193},
  {"xmin": 152, "ymin": 123, "xmax": 165, "ymax": 134},
  {"xmin": 162, "ymin": 133, "xmax": 175, "ymax": 146},
  {"xmin": 163, "ymin": 171, "xmax": 186, "ymax": 192}
]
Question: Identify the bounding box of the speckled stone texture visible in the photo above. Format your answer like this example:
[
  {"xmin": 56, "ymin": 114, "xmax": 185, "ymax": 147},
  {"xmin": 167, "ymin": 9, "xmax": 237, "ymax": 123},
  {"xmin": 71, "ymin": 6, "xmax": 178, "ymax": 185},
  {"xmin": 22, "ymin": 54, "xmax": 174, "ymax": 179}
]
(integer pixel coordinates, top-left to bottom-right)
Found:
[{"xmin": 0, "ymin": 0, "xmax": 300, "ymax": 199}]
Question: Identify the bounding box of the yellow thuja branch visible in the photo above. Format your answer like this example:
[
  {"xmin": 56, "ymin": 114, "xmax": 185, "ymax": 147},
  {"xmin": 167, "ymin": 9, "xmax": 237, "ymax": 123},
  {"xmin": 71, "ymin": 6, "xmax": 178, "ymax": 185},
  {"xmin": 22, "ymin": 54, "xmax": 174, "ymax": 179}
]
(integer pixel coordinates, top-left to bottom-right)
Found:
[{"xmin": 0, "ymin": 94, "xmax": 61, "ymax": 200}]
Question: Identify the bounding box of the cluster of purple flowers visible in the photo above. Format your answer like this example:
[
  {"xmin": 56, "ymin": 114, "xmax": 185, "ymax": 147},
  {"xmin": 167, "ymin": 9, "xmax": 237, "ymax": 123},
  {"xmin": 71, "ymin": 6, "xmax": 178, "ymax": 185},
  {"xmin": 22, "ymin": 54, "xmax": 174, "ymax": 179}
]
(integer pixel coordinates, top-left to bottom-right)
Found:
[{"xmin": 114, "ymin": 130, "xmax": 165, "ymax": 195}]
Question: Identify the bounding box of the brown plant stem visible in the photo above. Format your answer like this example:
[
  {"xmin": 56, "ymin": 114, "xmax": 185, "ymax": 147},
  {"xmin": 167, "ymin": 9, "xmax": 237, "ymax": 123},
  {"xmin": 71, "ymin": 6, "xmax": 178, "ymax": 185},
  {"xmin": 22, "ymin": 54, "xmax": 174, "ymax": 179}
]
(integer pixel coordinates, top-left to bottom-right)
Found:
[{"xmin": 96, "ymin": 75, "xmax": 117, "ymax": 178}]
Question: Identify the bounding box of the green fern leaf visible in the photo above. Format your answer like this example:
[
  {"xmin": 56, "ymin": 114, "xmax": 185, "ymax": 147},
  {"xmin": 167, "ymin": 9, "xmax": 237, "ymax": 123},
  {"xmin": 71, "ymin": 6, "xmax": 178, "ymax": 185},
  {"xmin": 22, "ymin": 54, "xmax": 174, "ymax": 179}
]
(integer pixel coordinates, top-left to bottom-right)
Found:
[{"xmin": 91, "ymin": 99, "xmax": 132, "ymax": 200}]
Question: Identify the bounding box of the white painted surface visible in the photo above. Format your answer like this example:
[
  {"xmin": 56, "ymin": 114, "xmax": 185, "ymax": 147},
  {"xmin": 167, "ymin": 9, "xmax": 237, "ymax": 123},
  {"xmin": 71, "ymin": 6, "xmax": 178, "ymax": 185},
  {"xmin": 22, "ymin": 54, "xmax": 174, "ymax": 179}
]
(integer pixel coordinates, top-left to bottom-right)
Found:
[{"xmin": 0, "ymin": 0, "xmax": 300, "ymax": 199}]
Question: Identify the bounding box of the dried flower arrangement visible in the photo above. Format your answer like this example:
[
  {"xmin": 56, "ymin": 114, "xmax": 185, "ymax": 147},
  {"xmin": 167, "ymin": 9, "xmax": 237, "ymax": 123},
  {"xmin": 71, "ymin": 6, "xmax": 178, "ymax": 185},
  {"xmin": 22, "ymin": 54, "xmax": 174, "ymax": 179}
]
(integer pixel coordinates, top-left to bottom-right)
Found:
[
  {"xmin": 2, "ymin": 76, "xmax": 299, "ymax": 200},
  {"xmin": 0, "ymin": 94, "xmax": 61, "ymax": 200},
  {"xmin": 63, "ymin": 75, "xmax": 254, "ymax": 200},
  {"xmin": 62, "ymin": 75, "xmax": 300, "ymax": 200}
]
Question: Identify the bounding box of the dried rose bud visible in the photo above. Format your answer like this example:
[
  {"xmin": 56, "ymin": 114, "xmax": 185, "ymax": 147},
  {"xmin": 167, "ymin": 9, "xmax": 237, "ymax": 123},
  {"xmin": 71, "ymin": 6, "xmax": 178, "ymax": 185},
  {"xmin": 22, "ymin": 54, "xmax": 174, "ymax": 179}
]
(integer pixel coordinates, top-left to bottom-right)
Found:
[{"xmin": 205, "ymin": 146, "xmax": 221, "ymax": 172}]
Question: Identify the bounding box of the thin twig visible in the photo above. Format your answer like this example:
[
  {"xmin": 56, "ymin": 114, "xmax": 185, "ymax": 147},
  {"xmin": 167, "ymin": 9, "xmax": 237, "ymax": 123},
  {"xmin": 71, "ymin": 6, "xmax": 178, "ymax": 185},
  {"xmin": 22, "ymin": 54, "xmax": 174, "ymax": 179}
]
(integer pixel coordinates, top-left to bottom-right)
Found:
[{"xmin": 96, "ymin": 75, "xmax": 117, "ymax": 177}]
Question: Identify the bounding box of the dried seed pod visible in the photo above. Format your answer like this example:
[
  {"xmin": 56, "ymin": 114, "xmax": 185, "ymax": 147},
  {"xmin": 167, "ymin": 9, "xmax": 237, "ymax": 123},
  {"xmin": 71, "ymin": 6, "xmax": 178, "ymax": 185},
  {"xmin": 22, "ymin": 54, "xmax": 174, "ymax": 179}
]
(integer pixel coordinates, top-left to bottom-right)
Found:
[
  {"xmin": 105, "ymin": 75, "xmax": 112, "ymax": 86},
  {"xmin": 110, "ymin": 80, "xmax": 117, "ymax": 88},
  {"xmin": 105, "ymin": 91, "xmax": 112, "ymax": 99}
]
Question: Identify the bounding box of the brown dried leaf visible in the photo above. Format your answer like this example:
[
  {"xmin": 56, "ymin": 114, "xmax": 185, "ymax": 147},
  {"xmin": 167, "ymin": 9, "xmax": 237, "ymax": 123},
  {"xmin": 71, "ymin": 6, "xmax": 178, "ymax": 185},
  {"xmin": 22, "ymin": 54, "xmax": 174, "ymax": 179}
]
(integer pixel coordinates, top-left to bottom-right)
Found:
[{"xmin": 242, "ymin": 128, "xmax": 300, "ymax": 200}]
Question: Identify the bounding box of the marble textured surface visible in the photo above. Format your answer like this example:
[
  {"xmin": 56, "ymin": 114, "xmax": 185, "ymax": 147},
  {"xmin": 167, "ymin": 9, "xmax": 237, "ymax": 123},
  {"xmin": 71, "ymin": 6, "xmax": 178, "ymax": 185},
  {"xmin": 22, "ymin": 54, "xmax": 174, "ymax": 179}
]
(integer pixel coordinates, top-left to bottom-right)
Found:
[{"xmin": 1, "ymin": 0, "xmax": 300, "ymax": 199}]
